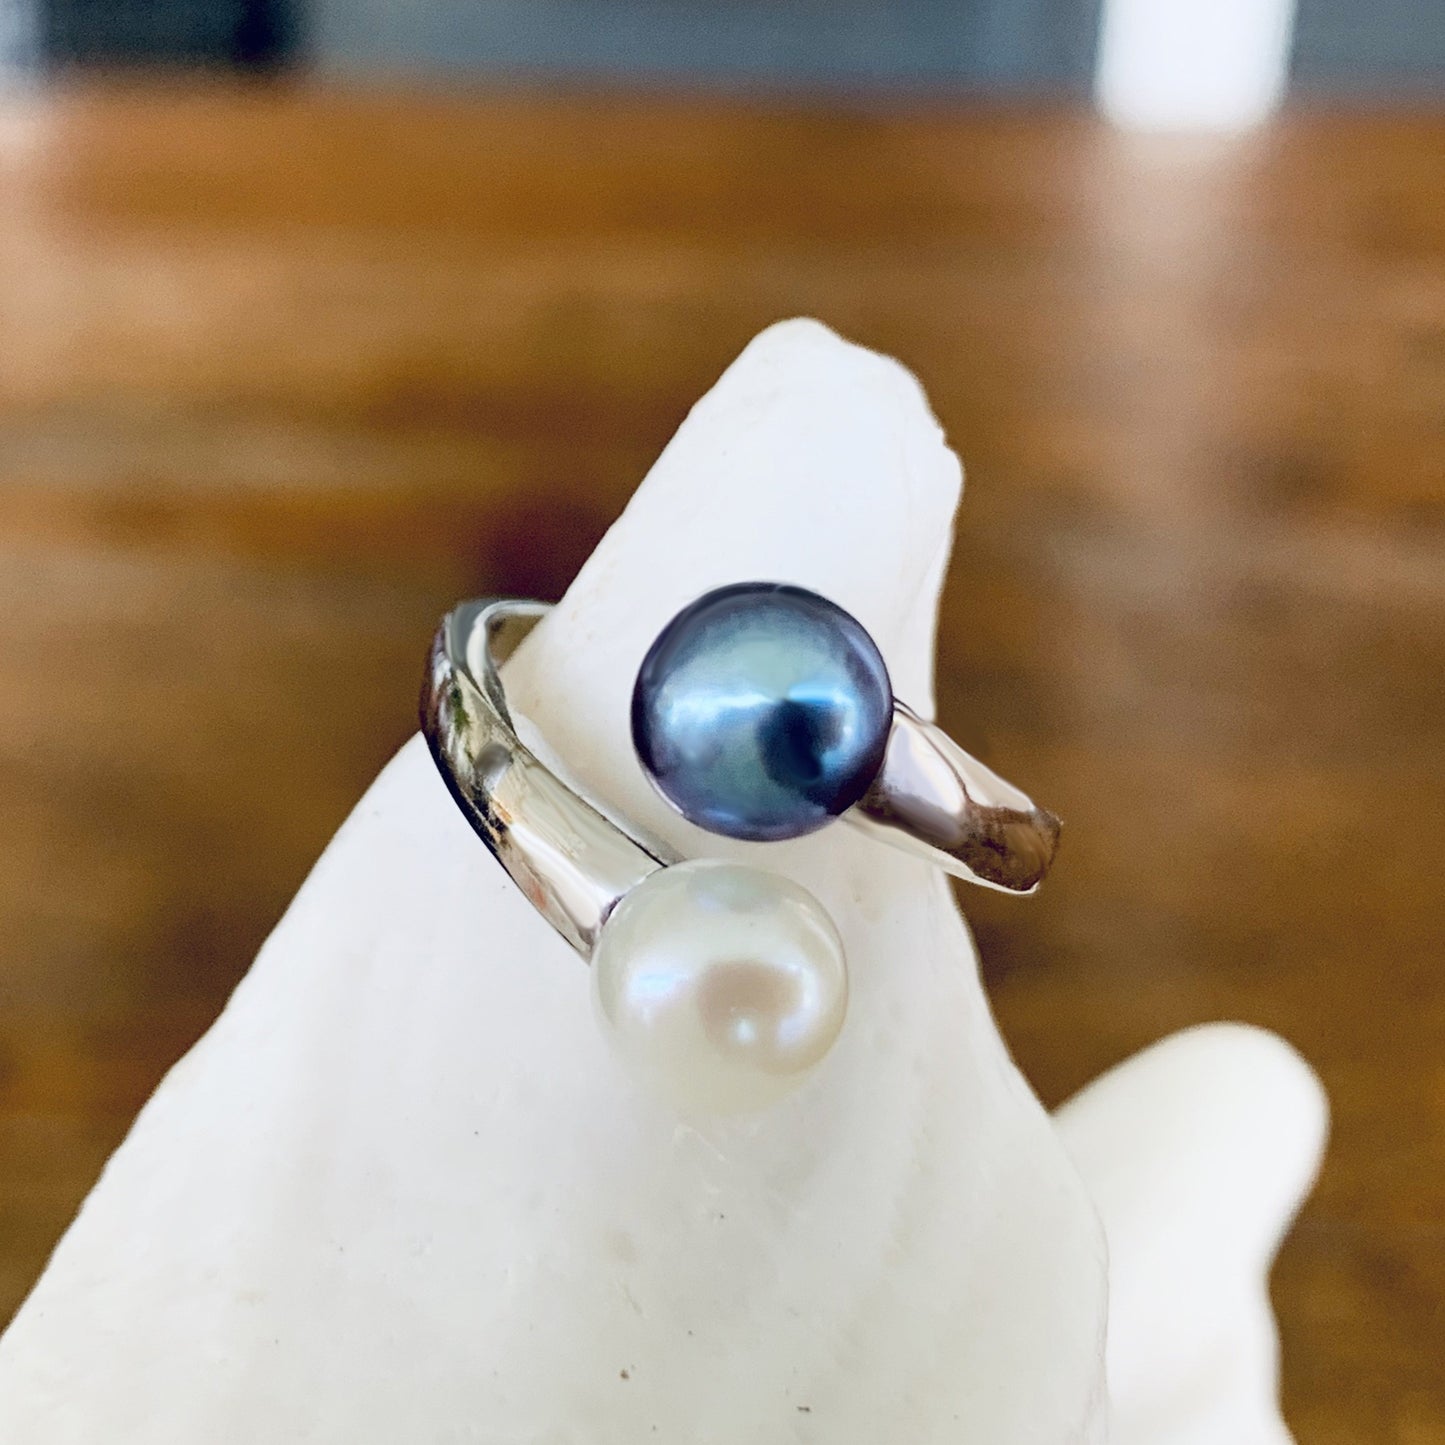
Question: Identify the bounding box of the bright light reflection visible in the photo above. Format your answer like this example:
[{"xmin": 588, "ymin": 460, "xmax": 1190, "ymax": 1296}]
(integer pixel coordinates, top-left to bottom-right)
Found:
[{"xmin": 1096, "ymin": 0, "xmax": 1296, "ymax": 131}]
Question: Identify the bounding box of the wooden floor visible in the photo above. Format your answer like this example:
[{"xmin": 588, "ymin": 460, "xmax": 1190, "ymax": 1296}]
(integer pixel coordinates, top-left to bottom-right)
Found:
[{"xmin": 0, "ymin": 83, "xmax": 1440, "ymax": 1439}]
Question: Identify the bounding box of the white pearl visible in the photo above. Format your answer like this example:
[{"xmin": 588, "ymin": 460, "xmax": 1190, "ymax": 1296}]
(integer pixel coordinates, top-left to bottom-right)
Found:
[{"xmin": 592, "ymin": 859, "xmax": 847, "ymax": 1113}]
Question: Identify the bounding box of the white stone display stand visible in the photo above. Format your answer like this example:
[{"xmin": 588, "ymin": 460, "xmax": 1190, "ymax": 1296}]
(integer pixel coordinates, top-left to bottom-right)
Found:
[{"xmin": 0, "ymin": 321, "xmax": 1326, "ymax": 1443}]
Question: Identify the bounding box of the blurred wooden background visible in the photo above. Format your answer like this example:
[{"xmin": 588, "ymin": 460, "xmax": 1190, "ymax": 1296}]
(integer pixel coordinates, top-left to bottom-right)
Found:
[{"xmin": 0, "ymin": 84, "xmax": 1440, "ymax": 1439}]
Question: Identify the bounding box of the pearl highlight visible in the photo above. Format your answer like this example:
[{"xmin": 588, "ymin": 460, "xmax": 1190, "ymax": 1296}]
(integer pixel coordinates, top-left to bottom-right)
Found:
[{"xmin": 591, "ymin": 859, "xmax": 847, "ymax": 1113}]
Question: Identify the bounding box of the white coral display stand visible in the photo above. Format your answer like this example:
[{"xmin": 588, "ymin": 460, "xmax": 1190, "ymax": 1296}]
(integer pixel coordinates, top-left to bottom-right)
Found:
[{"xmin": 0, "ymin": 321, "xmax": 1325, "ymax": 1444}]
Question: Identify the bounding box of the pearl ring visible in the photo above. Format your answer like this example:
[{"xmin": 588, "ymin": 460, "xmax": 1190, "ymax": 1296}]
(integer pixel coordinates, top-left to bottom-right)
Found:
[{"xmin": 421, "ymin": 583, "xmax": 1060, "ymax": 1112}]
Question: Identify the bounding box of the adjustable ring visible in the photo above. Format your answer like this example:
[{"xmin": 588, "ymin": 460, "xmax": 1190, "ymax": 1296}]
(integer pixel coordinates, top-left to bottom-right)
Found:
[{"xmin": 420, "ymin": 586, "xmax": 1059, "ymax": 1113}]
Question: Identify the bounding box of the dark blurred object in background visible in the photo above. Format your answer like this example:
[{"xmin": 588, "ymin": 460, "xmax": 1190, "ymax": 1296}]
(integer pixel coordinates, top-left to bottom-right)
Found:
[{"xmin": 42, "ymin": 0, "xmax": 296, "ymax": 69}]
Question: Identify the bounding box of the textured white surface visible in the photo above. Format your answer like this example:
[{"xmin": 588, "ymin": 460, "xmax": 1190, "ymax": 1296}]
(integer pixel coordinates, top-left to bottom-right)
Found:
[
  {"xmin": 0, "ymin": 321, "xmax": 1325, "ymax": 1444},
  {"xmin": 1058, "ymin": 1023, "xmax": 1327, "ymax": 1445}
]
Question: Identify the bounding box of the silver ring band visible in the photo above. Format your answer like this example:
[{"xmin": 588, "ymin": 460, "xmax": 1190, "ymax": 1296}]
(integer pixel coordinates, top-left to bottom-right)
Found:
[
  {"xmin": 422, "ymin": 600, "xmax": 667, "ymax": 957},
  {"xmin": 421, "ymin": 598, "xmax": 1060, "ymax": 965}
]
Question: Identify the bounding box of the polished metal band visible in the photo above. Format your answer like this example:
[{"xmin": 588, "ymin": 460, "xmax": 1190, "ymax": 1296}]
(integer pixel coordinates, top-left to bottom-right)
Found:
[
  {"xmin": 421, "ymin": 600, "xmax": 1061, "ymax": 959},
  {"xmin": 851, "ymin": 703, "xmax": 1061, "ymax": 895},
  {"xmin": 422, "ymin": 600, "xmax": 667, "ymax": 957}
]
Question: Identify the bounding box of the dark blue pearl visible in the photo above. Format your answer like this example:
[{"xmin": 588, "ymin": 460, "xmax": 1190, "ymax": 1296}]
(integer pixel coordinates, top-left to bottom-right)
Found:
[{"xmin": 632, "ymin": 583, "xmax": 894, "ymax": 842}]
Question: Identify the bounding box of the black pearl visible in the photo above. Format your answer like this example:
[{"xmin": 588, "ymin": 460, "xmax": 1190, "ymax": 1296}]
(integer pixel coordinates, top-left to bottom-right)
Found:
[{"xmin": 632, "ymin": 583, "xmax": 894, "ymax": 842}]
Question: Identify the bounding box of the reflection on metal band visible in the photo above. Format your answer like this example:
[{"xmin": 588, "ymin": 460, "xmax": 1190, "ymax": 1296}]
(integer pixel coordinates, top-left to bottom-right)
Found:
[
  {"xmin": 848, "ymin": 702, "xmax": 1060, "ymax": 894},
  {"xmin": 421, "ymin": 600, "xmax": 667, "ymax": 959}
]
